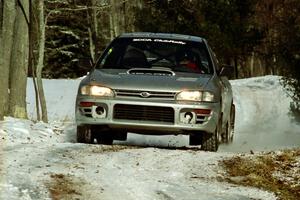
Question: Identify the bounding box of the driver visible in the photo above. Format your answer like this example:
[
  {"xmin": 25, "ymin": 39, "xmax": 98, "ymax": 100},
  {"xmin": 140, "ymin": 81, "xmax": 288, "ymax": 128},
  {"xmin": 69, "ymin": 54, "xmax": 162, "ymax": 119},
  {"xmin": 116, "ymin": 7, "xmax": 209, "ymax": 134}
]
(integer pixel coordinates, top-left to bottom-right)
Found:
[{"xmin": 179, "ymin": 51, "xmax": 204, "ymax": 73}]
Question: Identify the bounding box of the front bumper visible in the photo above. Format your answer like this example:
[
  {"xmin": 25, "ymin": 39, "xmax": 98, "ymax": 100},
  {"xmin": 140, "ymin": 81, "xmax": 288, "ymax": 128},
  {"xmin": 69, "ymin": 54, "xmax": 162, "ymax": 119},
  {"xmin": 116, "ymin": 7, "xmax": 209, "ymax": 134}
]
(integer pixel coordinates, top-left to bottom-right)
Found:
[{"xmin": 76, "ymin": 97, "xmax": 220, "ymax": 135}]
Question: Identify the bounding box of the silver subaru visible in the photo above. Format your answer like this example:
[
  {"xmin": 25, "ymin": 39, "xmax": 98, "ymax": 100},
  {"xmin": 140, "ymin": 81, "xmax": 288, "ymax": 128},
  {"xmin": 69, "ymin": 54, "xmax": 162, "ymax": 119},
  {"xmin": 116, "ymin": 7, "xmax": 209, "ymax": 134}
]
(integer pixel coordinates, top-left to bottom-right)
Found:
[{"xmin": 75, "ymin": 32, "xmax": 235, "ymax": 151}]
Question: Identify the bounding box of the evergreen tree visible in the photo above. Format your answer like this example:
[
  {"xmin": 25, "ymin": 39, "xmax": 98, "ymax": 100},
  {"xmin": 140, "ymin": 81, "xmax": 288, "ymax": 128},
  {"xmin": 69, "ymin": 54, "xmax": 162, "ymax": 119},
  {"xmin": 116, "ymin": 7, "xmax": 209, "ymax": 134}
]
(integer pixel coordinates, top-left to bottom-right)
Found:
[
  {"xmin": 135, "ymin": 0, "xmax": 201, "ymax": 35},
  {"xmin": 43, "ymin": 0, "xmax": 91, "ymax": 78},
  {"xmin": 135, "ymin": 0, "xmax": 262, "ymax": 78},
  {"xmin": 277, "ymin": 0, "xmax": 300, "ymax": 121}
]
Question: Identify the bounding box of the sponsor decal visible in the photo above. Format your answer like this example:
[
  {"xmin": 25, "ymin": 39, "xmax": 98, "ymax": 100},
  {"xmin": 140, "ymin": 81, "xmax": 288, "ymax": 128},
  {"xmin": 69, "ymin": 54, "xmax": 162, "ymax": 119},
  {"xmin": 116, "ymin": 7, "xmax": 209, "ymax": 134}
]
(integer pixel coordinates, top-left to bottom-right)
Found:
[{"xmin": 133, "ymin": 38, "xmax": 186, "ymax": 45}]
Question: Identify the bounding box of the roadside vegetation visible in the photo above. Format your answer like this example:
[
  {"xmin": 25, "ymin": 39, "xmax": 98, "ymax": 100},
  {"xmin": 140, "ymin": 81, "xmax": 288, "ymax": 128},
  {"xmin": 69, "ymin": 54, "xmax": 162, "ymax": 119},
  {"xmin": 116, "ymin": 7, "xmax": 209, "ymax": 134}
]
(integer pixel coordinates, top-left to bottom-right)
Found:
[
  {"xmin": 221, "ymin": 149, "xmax": 300, "ymax": 200},
  {"xmin": 90, "ymin": 144, "xmax": 141, "ymax": 153},
  {"xmin": 46, "ymin": 173, "xmax": 82, "ymax": 200}
]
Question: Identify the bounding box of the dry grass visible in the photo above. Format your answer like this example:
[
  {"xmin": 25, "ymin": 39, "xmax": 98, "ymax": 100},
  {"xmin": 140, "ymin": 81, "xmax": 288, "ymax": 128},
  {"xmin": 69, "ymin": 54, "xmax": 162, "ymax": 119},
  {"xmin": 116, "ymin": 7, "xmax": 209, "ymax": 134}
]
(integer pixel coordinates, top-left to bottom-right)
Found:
[
  {"xmin": 90, "ymin": 144, "xmax": 141, "ymax": 153},
  {"xmin": 221, "ymin": 149, "xmax": 300, "ymax": 200},
  {"xmin": 46, "ymin": 173, "xmax": 82, "ymax": 200}
]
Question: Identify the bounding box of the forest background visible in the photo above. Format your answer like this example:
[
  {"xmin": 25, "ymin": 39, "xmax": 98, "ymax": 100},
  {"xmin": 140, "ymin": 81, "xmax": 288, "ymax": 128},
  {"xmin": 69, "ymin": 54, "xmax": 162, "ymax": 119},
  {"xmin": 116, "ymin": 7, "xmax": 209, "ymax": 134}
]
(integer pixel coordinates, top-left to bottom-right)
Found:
[{"xmin": 0, "ymin": 0, "xmax": 299, "ymax": 121}]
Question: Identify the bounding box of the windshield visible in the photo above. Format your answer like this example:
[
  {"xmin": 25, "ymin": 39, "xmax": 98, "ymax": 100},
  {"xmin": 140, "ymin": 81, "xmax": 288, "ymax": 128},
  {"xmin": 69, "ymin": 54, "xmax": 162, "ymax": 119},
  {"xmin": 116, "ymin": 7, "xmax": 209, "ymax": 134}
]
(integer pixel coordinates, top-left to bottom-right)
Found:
[{"xmin": 97, "ymin": 38, "xmax": 213, "ymax": 74}]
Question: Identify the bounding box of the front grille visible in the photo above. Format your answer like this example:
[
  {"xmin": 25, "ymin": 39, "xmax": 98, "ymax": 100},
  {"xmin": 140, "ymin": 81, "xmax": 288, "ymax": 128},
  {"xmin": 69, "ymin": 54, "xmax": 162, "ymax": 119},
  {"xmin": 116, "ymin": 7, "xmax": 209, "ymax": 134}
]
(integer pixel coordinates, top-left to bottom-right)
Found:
[
  {"xmin": 113, "ymin": 104, "xmax": 174, "ymax": 123},
  {"xmin": 115, "ymin": 89, "xmax": 176, "ymax": 100}
]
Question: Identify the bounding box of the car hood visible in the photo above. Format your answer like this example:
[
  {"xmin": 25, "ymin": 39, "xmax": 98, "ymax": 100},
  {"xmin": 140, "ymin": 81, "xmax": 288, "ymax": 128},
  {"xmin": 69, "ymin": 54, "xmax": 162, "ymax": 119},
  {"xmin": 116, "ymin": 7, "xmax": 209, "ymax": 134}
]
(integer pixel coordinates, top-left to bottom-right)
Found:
[{"xmin": 84, "ymin": 69, "xmax": 213, "ymax": 92}]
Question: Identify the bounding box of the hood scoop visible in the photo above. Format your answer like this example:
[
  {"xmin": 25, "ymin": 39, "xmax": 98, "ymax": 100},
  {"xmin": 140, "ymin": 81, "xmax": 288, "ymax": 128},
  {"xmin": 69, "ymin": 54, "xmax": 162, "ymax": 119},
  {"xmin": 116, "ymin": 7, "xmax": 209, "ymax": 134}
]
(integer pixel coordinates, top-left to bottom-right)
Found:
[{"xmin": 127, "ymin": 68, "xmax": 175, "ymax": 76}]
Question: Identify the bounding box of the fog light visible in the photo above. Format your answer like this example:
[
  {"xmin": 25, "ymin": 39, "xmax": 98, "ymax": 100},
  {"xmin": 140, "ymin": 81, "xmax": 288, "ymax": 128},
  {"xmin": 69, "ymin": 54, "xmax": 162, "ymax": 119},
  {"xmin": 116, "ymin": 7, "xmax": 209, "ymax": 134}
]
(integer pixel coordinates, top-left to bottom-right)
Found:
[
  {"xmin": 184, "ymin": 112, "xmax": 193, "ymax": 122},
  {"xmin": 180, "ymin": 111, "xmax": 196, "ymax": 124},
  {"xmin": 92, "ymin": 106, "xmax": 106, "ymax": 118},
  {"xmin": 95, "ymin": 106, "xmax": 105, "ymax": 115}
]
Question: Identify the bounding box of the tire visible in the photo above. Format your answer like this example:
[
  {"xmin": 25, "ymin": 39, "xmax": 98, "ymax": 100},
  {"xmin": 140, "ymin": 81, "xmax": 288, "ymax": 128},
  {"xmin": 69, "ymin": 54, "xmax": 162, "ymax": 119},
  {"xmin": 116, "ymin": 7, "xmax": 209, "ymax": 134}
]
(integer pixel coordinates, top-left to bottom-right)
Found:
[
  {"xmin": 201, "ymin": 117, "xmax": 221, "ymax": 152},
  {"xmin": 230, "ymin": 104, "xmax": 235, "ymax": 142},
  {"xmin": 77, "ymin": 125, "xmax": 94, "ymax": 144},
  {"xmin": 223, "ymin": 104, "xmax": 235, "ymax": 143},
  {"xmin": 200, "ymin": 131, "xmax": 218, "ymax": 152}
]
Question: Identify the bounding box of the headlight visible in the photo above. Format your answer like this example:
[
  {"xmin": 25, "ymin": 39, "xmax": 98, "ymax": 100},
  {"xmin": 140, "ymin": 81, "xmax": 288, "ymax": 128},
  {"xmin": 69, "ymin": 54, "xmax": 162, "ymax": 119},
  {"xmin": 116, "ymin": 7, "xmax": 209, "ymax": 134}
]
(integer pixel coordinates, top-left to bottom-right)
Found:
[
  {"xmin": 176, "ymin": 91, "xmax": 202, "ymax": 101},
  {"xmin": 80, "ymin": 85, "xmax": 114, "ymax": 97},
  {"xmin": 176, "ymin": 91, "xmax": 215, "ymax": 102}
]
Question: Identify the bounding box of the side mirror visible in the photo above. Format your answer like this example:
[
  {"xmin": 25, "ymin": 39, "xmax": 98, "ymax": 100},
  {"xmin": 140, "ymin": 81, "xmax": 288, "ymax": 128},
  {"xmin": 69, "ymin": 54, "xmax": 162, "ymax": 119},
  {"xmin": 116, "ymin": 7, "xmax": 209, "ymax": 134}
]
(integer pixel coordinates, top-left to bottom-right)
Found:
[{"xmin": 218, "ymin": 65, "xmax": 234, "ymax": 79}]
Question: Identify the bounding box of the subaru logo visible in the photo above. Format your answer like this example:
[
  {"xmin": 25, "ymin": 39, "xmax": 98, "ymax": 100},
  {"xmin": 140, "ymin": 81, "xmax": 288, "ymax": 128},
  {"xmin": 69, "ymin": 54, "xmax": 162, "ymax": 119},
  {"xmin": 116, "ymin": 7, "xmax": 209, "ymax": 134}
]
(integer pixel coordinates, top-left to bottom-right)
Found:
[{"xmin": 140, "ymin": 92, "xmax": 151, "ymax": 98}]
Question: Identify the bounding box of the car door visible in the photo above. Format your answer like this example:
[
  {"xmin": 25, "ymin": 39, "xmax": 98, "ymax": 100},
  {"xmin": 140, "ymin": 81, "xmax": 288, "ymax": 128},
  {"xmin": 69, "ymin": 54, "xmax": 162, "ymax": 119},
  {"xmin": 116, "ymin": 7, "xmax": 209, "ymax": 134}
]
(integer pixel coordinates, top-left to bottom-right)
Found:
[
  {"xmin": 220, "ymin": 75, "xmax": 232, "ymax": 123},
  {"xmin": 207, "ymin": 43, "xmax": 232, "ymax": 125}
]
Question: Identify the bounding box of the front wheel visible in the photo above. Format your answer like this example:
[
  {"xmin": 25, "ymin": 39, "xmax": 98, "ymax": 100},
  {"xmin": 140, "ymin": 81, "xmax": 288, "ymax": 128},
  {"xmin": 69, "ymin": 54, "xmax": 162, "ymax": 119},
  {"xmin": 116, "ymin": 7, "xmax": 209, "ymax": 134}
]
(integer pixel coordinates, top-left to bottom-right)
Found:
[
  {"xmin": 201, "ymin": 116, "xmax": 222, "ymax": 152},
  {"xmin": 77, "ymin": 125, "xmax": 94, "ymax": 144},
  {"xmin": 200, "ymin": 131, "xmax": 219, "ymax": 152}
]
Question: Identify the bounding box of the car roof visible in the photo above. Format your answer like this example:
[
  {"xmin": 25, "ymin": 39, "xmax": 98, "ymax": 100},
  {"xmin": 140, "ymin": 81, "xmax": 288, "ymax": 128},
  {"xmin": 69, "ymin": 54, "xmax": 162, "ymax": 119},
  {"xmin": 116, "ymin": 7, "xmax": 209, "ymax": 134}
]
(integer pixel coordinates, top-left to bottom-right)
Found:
[{"xmin": 119, "ymin": 32, "xmax": 204, "ymax": 43}]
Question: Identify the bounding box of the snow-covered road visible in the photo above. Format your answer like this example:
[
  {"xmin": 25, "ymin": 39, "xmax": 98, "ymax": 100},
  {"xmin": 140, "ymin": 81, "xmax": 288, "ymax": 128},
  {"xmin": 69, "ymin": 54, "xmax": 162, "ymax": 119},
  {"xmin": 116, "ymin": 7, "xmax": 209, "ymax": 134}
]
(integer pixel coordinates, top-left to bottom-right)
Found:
[
  {"xmin": 1, "ymin": 75, "xmax": 299, "ymax": 199},
  {"xmin": 0, "ymin": 141, "xmax": 276, "ymax": 200},
  {"xmin": 221, "ymin": 76, "xmax": 300, "ymax": 152}
]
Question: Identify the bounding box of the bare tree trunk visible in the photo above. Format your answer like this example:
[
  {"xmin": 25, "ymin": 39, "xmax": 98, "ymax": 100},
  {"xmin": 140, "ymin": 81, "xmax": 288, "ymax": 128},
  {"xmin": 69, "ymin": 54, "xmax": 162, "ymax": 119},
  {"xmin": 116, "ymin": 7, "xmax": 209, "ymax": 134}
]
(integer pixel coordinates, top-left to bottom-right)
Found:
[
  {"xmin": 0, "ymin": 0, "xmax": 29, "ymax": 119},
  {"xmin": 234, "ymin": 56, "xmax": 238, "ymax": 79},
  {"xmin": 109, "ymin": 0, "xmax": 119, "ymax": 38},
  {"xmin": 87, "ymin": 0, "xmax": 98, "ymax": 63},
  {"xmin": 113, "ymin": 0, "xmax": 119, "ymax": 36},
  {"xmin": 91, "ymin": 0, "xmax": 98, "ymax": 37},
  {"xmin": 109, "ymin": 11, "xmax": 114, "ymax": 40},
  {"xmin": 0, "ymin": 1, "xmax": 3, "ymax": 31},
  {"xmin": 29, "ymin": 0, "xmax": 41, "ymax": 121},
  {"xmin": 0, "ymin": 0, "xmax": 16, "ymax": 120},
  {"xmin": 119, "ymin": 1, "xmax": 125, "ymax": 34},
  {"xmin": 32, "ymin": 68, "xmax": 41, "ymax": 120},
  {"xmin": 36, "ymin": 0, "xmax": 48, "ymax": 122},
  {"xmin": 250, "ymin": 51, "xmax": 254, "ymax": 77},
  {"xmin": 8, "ymin": 0, "xmax": 29, "ymax": 118},
  {"xmin": 88, "ymin": 27, "xmax": 95, "ymax": 63}
]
